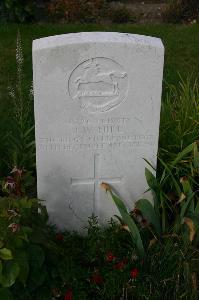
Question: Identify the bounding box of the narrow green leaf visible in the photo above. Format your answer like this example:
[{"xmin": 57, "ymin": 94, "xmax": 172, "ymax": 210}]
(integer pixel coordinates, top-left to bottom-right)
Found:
[
  {"xmin": 24, "ymin": 125, "xmax": 35, "ymax": 138},
  {"xmin": 180, "ymin": 191, "xmax": 197, "ymax": 219},
  {"xmin": 108, "ymin": 190, "xmax": 145, "ymax": 257},
  {"xmin": 136, "ymin": 199, "xmax": 161, "ymax": 236},
  {"xmin": 186, "ymin": 212, "xmax": 199, "ymax": 229},
  {"xmin": 145, "ymin": 168, "xmax": 158, "ymax": 190},
  {"xmin": 171, "ymin": 143, "xmax": 195, "ymax": 166},
  {"xmin": 143, "ymin": 158, "xmax": 156, "ymax": 171},
  {"xmin": 25, "ymin": 141, "xmax": 35, "ymax": 149},
  {"xmin": 159, "ymin": 158, "xmax": 181, "ymax": 196},
  {"xmin": 193, "ymin": 142, "xmax": 199, "ymax": 168},
  {"xmin": 180, "ymin": 177, "xmax": 192, "ymax": 195},
  {"xmin": 195, "ymin": 197, "xmax": 199, "ymax": 214},
  {"xmin": 145, "ymin": 168, "xmax": 159, "ymax": 213}
]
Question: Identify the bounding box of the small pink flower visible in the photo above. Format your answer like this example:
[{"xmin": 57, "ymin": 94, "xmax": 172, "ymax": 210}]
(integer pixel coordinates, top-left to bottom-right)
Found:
[
  {"xmin": 8, "ymin": 223, "xmax": 20, "ymax": 233},
  {"xmin": 4, "ymin": 176, "xmax": 15, "ymax": 189}
]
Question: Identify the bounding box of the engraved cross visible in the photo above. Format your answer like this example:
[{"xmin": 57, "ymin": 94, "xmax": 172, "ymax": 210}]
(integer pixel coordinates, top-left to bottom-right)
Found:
[{"xmin": 71, "ymin": 154, "xmax": 122, "ymax": 214}]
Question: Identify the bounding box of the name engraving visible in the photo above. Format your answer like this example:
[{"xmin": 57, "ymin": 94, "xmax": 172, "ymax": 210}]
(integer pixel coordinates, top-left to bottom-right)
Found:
[{"xmin": 38, "ymin": 117, "xmax": 156, "ymax": 152}]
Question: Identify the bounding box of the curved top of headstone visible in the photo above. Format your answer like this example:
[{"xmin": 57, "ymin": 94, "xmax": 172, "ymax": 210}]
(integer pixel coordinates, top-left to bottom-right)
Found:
[{"xmin": 33, "ymin": 32, "xmax": 164, "ymax": 51}]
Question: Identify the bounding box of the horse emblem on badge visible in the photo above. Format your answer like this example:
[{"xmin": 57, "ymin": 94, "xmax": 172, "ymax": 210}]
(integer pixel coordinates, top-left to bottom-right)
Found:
[{"xmin": 68, "ymin": 57, "xmax": 128, "ymax": 113}]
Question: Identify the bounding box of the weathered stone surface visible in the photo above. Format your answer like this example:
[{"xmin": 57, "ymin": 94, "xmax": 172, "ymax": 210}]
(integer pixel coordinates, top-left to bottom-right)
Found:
[{"xmin": 33, "ymin": 32, "xmax": 164, "ymax": 231}]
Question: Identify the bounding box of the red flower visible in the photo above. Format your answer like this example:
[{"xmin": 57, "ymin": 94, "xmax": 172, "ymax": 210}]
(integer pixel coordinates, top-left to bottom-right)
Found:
[
  {"xmin": 55, "ymin": 233, "xmax": 64, "ymax": 241},
  {"xmin": 130, "ymin": 268, "xmax": 139, "ymax": 279},
  {"xmin": 106, "ymin": 251, "xmax": 116, "ymax": 262},
  {"xmin": 56, "ymin": 233, "xmax": 64, "ymax": 241},
  {"xmin": 64, "ymin": 289, "xmax": 72, "ymax": 300},
  {"xmin": 91, "ymin": 272, "xmax": 103, "ymax": 284}
]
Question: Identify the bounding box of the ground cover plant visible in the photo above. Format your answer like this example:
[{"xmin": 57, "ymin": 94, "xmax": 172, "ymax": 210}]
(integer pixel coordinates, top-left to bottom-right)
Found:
[
  {"xmin": 162, "ymin": 0, "xmax": 199, "ymax": 24},
  {"xmin": 0, "ymin": 144, "xmax": 198, "ymax": 299},
  {"xmin": 0, "ymin": 27, "xmax": 199, "ymax": 299}
]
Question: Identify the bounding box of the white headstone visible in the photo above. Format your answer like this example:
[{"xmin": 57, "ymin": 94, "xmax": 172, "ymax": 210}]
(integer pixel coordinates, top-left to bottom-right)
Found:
[{"xmin": 33, "ymin": 32, "xmax": 164, "ymax": 231}]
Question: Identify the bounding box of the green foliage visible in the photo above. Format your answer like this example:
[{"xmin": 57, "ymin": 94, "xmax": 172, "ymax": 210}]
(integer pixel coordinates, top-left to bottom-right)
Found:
[
  {"xmin": 136, "ymin": 198, "xmax": 161, "ymax": 236},
  {"xmin": 1, "ymin": 0, "xmax": 36, "ymax": 23},
  {"xmin": 1, "ymin": 144, "xmax": 199, "ymax": 299},
  {"xmin": 109, "ymin": 5, "xmax": 133, "ymax": 23},
  {"xmin": 1, "ymin": 32, "xmax": 35, "ymax": 175},
  {"xmin": 105, "ymin": 142, "xmax": 199, "ymax": 298},
  {"xmin": 0, "ymin": 195, "xmax": 46, "ymax": 291},
  {"xmin": 0, "ymin": 249, "xmax": 13, "ymax": 260},
  {"xmin": 0, "ymin": 188, "xmax": 135, "ymax": 299},
  {"xmin": 48, "ymin": 0, "xmax": 106, "ymax": 23},
  {"xmin": 162, "ymin": 0, "xmax": 199, "ymax": 23},
  {"xmin": 159, "ymin": 77, "xmax": 199, "ymax": 162},
  {"xmin": 104, "ymin": 186, "xmax": 145, "ymax": 257}
]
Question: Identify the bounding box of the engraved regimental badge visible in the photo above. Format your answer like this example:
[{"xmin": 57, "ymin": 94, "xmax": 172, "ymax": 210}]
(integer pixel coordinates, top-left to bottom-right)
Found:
[{"xmin": 68, "ymin": 57, "xmax": 128, "ymax": 113}]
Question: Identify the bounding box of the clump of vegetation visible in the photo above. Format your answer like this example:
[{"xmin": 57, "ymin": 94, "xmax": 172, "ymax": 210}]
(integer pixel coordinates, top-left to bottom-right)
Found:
[
  {"xmin": 0, "ymin": 0, "xmax": 36, "ymax": 23},
  {"xmin": 0, "ymin": 141, "xmax": 198, "ymax": 299},
  {"xmin": 159, "ymin": 77, "xmax": 199, "ymax": 162},
  {"xmin": 48, "ymin": 0, "xmax": 106, "ymax": 23},
  {"xmin": 103, "ymin": 140, "xmax": 199, "ymax": 299},
  {"xmin": 109, "ymin": 5, "xmax": 133, "ymax": 23},
  {"xmin": 0, "ymin": 32, "xmax": 35, "ymax": 181},
  {"xmin": 162, "ymin": 0, "xmax": 199, "ymax": 24},
  {"xmin": 0, "ymin": 166, "xmax": 137, "ymax": 300}
]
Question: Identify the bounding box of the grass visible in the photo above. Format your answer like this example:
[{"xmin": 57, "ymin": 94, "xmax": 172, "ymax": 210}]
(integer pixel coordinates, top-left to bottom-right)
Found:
[
  {"xmin": 159, "ymin": 77, "xmax": 199, "ymax": 162},
  {"xmin": 0, "ymin": 23, "xmax": 199, "ymax": 102}
]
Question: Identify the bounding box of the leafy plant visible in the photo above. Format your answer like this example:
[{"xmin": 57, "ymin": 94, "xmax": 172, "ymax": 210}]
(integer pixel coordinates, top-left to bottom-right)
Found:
[
  {"xmin": 0, "ymin": 194, "xmax": 49, "ymax": 299},
  {"xmin": 103, "ymin": 141, "xmax": 199, "ymax": 298},
  {"xmin": 1, "ymin": 0, "xmax": 36, "ymax": 23},
  {"xmin": 5, "ymin": 32, "xmax": 35, "ymax": 174},
  {"xmin": 0, "ymin": 142, "xmax": 198, "ymax": 299},
  {"xmin": 159, "ymin": 76, "xmax": 199, "ymax": 162},
  {"xmin": 162, "ymin": 0, "xmax": 199, "ymax": 23},
  {"xmin": 105, "ymin": 142, "xmax": 199, "ymax": 249},
  {"xmin": 48, "ymin": 0, "xmax": 105, "ymax": 23},
  {"xmin": 109, "ymin": 5, "xmax": 133, "ymax": 23}
]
